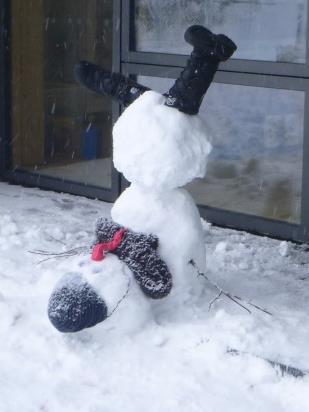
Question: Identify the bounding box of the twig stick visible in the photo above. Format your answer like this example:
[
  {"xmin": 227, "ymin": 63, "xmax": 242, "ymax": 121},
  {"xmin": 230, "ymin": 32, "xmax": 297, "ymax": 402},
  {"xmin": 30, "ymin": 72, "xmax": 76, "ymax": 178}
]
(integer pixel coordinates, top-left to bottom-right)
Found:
[
  {"xmin": 189, "ymin": 259, "xmax": 272, "ymax": 316},
  {"xmin": 29, "ymin": 246, "xmax": 89, "ymax": 264},
  {"xmin": 208, "ymin": 290, "xmax": 223, "ymax": 311},
  {"xmin": 44, "ymin": 233, "xmax": 67, "ymax": 246},
  {"xmin": 107, "ymin": 276, "xmax": 131, "ymax": 318},
  {"xmin": 227, "ymin": 348, "xmax": 307, "ymax": 378},
  {"xmin": 245, "ymin": 301, "xmax": 273, "ymax": 316}
]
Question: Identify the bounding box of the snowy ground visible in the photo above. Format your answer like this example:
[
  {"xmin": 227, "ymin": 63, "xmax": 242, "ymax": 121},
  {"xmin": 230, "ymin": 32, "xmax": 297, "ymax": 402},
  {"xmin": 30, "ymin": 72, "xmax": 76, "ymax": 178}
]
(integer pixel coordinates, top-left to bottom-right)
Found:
[{"xmin": 1, "ymin": 182, "xmax": 309, "ymax": 412}]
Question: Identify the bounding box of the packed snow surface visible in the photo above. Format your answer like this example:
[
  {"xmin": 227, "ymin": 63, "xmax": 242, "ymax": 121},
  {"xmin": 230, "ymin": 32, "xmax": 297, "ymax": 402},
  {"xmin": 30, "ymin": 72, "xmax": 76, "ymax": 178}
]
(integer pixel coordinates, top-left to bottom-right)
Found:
[
  {"xmin": 1, "ymin": 182, "xmax": 309, "ymax": 412},
  {"xmin": 113, "ymin": 91, "xmax": 212, "ymax": 190},
  {"xmin": 112, "ymin": 184, "xmax": 206, "ymax": 304}
]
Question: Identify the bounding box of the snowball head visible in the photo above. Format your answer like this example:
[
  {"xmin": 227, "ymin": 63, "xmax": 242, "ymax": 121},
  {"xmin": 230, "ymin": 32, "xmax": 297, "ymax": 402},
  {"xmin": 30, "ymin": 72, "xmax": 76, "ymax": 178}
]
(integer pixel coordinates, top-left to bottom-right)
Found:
[{"xmin": 113, "ymin": 91, "xmax": 212, "ymax": 190}]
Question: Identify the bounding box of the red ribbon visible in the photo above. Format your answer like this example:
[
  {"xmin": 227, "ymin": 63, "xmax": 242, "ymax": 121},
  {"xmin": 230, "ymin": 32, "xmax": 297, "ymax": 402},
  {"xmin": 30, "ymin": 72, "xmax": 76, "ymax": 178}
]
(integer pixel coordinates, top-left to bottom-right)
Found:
[{"xmin": 91, "ymin": 228, "xmax": 127, "ymax": 261}]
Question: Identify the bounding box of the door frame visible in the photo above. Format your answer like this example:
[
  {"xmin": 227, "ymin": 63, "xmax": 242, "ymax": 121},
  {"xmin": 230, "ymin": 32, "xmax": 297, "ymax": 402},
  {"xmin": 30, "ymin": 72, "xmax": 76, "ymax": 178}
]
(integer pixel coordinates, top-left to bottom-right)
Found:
[{"xmin": 0, "ymin": 0, "xmax": 122, "ymax": 203}]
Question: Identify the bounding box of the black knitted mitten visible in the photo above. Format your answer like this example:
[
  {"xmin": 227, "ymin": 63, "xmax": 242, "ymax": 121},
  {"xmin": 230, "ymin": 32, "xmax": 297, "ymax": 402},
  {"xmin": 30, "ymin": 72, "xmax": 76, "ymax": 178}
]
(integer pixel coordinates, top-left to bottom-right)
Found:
[
  {"xmin": 48, "ymin": 273, "xmax": 108, "ymax": 333},
  {"xmin": 94, "ymin": 218, "xmax": 173, "ymax": 299}
]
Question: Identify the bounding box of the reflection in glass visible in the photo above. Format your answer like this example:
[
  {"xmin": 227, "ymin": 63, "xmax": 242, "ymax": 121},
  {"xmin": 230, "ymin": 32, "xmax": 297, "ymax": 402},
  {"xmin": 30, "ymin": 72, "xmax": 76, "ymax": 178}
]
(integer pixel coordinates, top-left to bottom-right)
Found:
[
  {"xmin": 11, "ymin": 0, "xmax": 113, "ymax": 188},
  {"xmin": 135, "ymin": 0, "xmax": 307, "ymax": 63},
  {"xmin": 138, "ymin": 76, "xmax": 304, "ymax": 223}
]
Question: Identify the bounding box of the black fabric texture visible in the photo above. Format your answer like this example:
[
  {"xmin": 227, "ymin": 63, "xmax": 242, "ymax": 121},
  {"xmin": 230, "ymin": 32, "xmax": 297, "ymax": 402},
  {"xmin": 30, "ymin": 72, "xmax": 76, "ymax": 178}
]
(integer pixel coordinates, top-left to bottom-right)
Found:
[
  {"xmin": 184, "ymin": 25, "xmax": 237, "ymax": 61},
  {"xmin": 95, "ymin": 218, "xmax": 173, "ymax": 299},
  {"xmin": 165, "ymin": 25, "xmax": 237, "ymax": 115},
  {"xmin": 74, "ymin": 61, "xmax": 150, "ymax": 107},
  {"xmin": 48, "ymin": 274, "xmax": 108, "ymax": 333}
]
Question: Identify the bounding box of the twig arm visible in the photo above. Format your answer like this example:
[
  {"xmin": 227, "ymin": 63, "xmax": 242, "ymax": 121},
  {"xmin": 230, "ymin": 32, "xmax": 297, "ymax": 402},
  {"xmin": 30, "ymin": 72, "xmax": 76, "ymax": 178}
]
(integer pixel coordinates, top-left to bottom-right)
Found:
[{"xmin": 189, "ymin": 259, "xmax": 272, "ymax": 316}]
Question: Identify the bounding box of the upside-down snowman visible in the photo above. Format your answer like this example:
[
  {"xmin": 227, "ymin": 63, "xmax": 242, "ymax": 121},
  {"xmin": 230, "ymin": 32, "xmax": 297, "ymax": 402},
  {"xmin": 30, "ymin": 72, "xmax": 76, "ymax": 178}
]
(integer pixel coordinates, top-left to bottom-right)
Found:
[{"xmin": 48, "ymin": 25, "xmax": 237, "ymax": 333}]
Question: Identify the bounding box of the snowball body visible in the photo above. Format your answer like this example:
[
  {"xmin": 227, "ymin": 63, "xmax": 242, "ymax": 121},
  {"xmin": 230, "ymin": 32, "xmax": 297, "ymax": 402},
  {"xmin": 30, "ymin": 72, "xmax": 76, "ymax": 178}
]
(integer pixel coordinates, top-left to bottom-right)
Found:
[
  {"xmin": 111, "ymin": 90, "xmax": 212, "ymax": 306},
  {"xmin": 85, "ymin": 255, "xmax": 151, "ymax": 337},
  {"xmin": 112, "ymin": 184, "xmax": 206, "ymax": 303},
  {"xmin": 113, "ymin": 91, "xmax": 212, "ymax": 190}
]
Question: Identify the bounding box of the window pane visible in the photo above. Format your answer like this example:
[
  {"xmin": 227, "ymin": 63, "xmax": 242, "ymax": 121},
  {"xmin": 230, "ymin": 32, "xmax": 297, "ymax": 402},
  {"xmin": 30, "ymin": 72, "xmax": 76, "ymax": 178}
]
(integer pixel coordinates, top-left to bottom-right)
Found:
[
  {"xmin": 135, "ymin": 0, "xmax": 307, "ymax": 63},
  {"xmin": 11, "ymin": 0, "xmax": 113, "ymax": 188},
  {"xmin": 138, "ymin": 76, "xmax": 304, "ymax": 223}
]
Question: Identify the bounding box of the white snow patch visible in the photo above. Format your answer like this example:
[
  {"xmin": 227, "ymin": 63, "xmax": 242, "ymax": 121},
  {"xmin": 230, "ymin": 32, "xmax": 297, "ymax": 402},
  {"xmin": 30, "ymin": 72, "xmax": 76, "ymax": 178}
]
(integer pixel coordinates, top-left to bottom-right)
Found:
[
  {"xmin": 279, "ymin": 241, "xmax": 289, "ymax": 257},
  {"xmin": 112, "ymin": 184, "xmax": 206, "ymax": 306},
  {"xmin": 0, "ymin": 183, "xmax": 309, "ymax": 412},
  {"xmin": 113, "ymin": 91, "xmax": 212, "ymax": 190}
]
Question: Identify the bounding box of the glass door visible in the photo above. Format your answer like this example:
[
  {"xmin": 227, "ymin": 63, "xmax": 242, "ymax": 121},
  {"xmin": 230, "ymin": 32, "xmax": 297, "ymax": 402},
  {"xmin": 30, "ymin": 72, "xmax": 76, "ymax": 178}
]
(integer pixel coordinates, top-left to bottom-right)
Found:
[
  {"xmin": 120, "ymin": 0, "xmax": 309, "ymax": 242},
  {"xmin": 10, "ymin": 0, "xmax": 117, "ymax": 195},
  {"xmin": 135, "ymin": 0, "xmax": 307, "ymax": 63}
]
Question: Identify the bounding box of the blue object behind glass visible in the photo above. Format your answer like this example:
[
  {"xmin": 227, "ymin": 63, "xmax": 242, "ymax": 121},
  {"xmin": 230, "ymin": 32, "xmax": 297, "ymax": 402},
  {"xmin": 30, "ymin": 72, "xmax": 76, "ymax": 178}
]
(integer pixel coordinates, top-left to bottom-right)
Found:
[{"xmin": 81, "ymin": 126, "xmax": 99, "ymax": 160}]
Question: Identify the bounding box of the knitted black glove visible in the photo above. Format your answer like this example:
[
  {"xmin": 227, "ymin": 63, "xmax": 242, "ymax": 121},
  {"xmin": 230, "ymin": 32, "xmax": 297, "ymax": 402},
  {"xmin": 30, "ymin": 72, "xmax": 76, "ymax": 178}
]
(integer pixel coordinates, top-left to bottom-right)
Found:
[
  {"xmin": 48, "ymin": 273, "xmax": 108, "ymax": 333},
  {"xmin": 94, "ymin": 218, "xmax": 173, "ymax": 299}
]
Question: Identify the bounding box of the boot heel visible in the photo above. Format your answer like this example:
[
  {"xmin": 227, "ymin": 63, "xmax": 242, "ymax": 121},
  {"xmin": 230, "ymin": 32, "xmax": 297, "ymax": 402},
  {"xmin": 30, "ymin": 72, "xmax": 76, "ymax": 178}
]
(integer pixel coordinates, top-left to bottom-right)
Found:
[
  {"xmin": 184, "ymin": 25, "xmax": 237, "ymax": 62},
  {"xmin": 213, "ymin": 34, "xmax": 237, "ymax": 61}
]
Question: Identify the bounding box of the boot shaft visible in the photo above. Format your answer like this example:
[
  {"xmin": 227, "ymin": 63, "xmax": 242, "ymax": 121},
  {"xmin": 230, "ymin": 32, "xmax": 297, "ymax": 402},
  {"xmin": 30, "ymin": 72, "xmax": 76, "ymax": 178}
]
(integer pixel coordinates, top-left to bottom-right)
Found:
[
  {"xmin": 74, "ymin": 25, "xmax": 237, "ymax": 116},
  {"xmin": 74, "ymin": 61, "xmax": 149, "ymax": 107},
  {"xmin": 165, "ymin": 26, "xmax": 237, "ymax": 115}
]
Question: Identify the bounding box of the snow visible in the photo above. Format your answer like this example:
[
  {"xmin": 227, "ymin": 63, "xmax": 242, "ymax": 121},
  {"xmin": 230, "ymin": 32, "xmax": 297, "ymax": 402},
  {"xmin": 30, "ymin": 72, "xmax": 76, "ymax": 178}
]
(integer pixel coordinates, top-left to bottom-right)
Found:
[
  {"xmin": 112, "ymin": 184, "xmax": 206, "ymax": 305},
  {"xmin": 1, "ymin": 182, "xmax": 309, "ymax": 412},
  {"xmin": 112, "ymin": 90, "xmax": 210, "ymax": 307},
  {"xmin": 113, "ymin": 91, "xmax": 212, "ymax": 190}
]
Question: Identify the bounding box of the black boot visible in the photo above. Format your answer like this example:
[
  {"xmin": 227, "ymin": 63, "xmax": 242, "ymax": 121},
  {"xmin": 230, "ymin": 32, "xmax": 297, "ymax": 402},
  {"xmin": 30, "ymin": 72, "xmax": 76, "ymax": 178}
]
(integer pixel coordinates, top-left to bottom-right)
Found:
[
  {"xmin": 74, "ymin": 61, "xmax": 150, "ymax": 107},
  {"xmin": 184, "ymin": 25, "xmax": 237, "ymax": 62},
  {"xmin": 165, "ymin": 25, "xmax": 237, "ymax": 115},
  {"xmin": 48, "ymin": 273, "xmax": 108, "ymax": 333}
]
